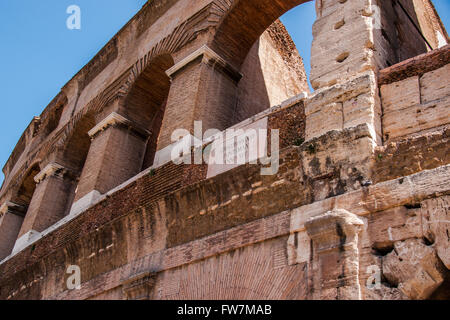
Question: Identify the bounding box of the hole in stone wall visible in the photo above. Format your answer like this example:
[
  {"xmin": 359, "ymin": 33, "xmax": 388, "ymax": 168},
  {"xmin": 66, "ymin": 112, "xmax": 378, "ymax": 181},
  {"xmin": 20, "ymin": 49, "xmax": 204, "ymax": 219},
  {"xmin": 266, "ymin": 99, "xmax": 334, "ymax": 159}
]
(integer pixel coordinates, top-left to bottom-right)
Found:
[
  {"xmin": 422, "ymin": 236, "xmax": 435, "ymax": 246},
  {"xmin": 372, "ymin": 242, "xmax": 394, "ymax": 256},
  {"xmin": 334, "ymin": 19, "xmax": 345, "ymax": 30},
  {"xmin": 336, "ymin": 52, "xmax": 350, "ymax": 63},
  {"xmin": 404, "ymin": 203, "xmax": 422, "ymax": 209}
]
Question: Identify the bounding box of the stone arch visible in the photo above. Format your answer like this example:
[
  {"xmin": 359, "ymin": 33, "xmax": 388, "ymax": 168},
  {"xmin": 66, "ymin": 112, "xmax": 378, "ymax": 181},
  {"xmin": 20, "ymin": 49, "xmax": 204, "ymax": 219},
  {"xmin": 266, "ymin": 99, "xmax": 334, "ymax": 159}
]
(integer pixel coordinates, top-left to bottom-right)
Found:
[
  {"xmin": 121, "ymin": 54, "xmax": 175, "ymax": 169},
  {"xmin": 54, "ymin": 112, "xmax": 96, "ymax": 215},
  {"xmin": 155, "ymin": 239, "xmax": 308, "ymax": 300},
  {"xmin": 38, "ymin": 92, "xmax": 68, "ymax": 142},
  {"xmin": 56, "ymin": 112, "xmax": 95, "ymax": 175},
  {"xmin": 210, "ymin": 0, "xmax": 444, "ymax": 91},
  {"xmin": 8, "ymin": 112, "xmax": 96, "ymax": 245},
  {"xmin": 211, "ymin": 0, "xmax": 312, "ymax": 68},
  {"xmin": 11, "ymin": 163, "xmax": 41, "ymax": 209},
  {"xmin": 46, "ymin": 1, "xmax": 221, "ymax": 167},
  {"xmin": 50, "ymin": 5, "xmax": 212, "ymax": 155},
  {"xmin": 201, "ymin": 0, "xmax": 312, "ymax": 125}
]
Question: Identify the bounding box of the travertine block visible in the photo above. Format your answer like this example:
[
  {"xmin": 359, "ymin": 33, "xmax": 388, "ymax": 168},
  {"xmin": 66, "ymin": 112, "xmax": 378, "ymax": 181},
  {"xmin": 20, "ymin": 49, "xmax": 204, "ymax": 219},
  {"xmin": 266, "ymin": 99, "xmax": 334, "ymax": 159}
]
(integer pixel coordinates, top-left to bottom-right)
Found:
[
  {"xmin": 343, "ymin": 93, "xmax": 382, "ymax": 142},
  {"xmin": 317, "ymin": 0, "xmax": 373, "ymax": 19},
  {"xmin": 311, "ymin": 0, "xmax": 376, "ymax": 89},
  {"xmin": 369, "ymin": 206, "xmax": 422, "ymax": 250},
  {"xmin": 306, "ymin": 209, "xmax": 364, "ymax": 300},
  {"xmin": 420, "ymin": 196, "xmax": 450, "ymax": 269},
  {"xmin": 420, "ymin": 64, "xmax": 450, "ymax": 104},
  {"xmin": 306, "ymin": 72, "xmax": 377, "ymax": 116},
  {"xmin": 305, "ymin": 72, "xmax": 381, "ymax": 142},
  {"xmin": 381, "ymin": 76, "xmax": 420, "ymax": 114},
  {"xmin": 383, "ymin": 95, "xmax": 450, "ymax": 140},
  {"xmin": 305, "ymin": 103, "xmax": 343, "ymax": 140},
  {"xmin": 383, "ymin": 239, "xmax": 446, "ymax": 300}
]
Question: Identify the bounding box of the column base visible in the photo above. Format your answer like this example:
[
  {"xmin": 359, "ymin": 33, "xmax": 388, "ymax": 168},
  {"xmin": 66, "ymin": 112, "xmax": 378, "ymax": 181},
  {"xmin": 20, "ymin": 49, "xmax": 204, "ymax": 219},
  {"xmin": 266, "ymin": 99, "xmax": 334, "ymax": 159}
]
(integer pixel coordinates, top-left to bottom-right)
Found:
[
  {"xmin": 153, "ymin": 134, "xmax": 202, "ymax": 168},
  {"xmin": 69, "ymin": 190, "xmax": 102, "ymax": 217},
  {"xmin": 12, "ymin": 229, "xmax": 41, "ymax": 254}
]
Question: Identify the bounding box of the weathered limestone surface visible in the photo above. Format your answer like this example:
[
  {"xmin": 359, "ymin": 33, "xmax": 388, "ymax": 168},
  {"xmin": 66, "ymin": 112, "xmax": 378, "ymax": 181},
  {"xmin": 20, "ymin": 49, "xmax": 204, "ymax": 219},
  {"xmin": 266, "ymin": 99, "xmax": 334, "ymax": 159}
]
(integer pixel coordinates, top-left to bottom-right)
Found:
[
  {"xmin": 305, "ymin": 209, "xmax": 364, "ymax": 300},
  {"xmin": 305, "ymin": 72, "xmax": 382, "ymax": 143},
  {"xmin": 420, "ymin": 64, "xmax": 450, "ymax": 103},
  {"xmin": 381, "ymin": 63, "xmax": 450, "ymax": 142},
  {"xmin": 0, "ymin": 0, "xmax": 449, "ymax": 300},
  {"xmin": 381, "ymin": 76, "xmax": 421, "ymax": 114},
  {"xmin": 421, "ymin": 196, "xmax": 450, "ymax": 269},
  {"xmin": 383, "ymin": 239, "xmax": 446, "ymax": 300}
]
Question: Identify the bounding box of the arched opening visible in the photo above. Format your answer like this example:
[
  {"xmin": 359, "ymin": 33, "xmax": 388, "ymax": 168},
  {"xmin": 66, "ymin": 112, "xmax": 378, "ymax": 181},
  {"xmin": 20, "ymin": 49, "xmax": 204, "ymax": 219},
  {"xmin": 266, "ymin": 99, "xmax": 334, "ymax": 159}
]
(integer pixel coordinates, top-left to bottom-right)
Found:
[
  {"xmin": 122, "ymin": 54, "xmax": 174, "ymax": 170},
  {"xmin": 212, "ymin": 0, "xmax": 312, "ymax": 125},
  {"xmin": 58, "ymin": 114, "xmax": 95, "ymax": 216},
  {"xmin": 11, "ymin": 114, "xmax": 94, "ymax": 242},
  {"xmin": 233, "ymin": 18, "xmax": 311, "ymax": 123},
  {"xmin": 212, "ymin": 0, "xmax": 445, "ymax": 98},
  {"xmin": 39, "ymin": 102, "xmax": 65, "ymax": 139},
  {"xmin": 212, "ymin": 0, "xmax": 312, "ymax": 69},
  {"xmin": 13, "ymin": 164, "xmax": 40, "ymax": 209}
]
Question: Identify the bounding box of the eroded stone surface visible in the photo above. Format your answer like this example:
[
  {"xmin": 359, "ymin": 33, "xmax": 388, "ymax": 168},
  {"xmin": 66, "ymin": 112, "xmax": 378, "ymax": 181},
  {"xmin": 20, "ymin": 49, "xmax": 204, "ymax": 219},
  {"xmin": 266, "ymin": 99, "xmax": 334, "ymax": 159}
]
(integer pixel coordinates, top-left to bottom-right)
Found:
[
  {"xmin": 383, "ymin": 239, "xmax": 446, "ymax": 300},
  {"xmin": 0, "ymin": 0, "xmax": 448, "ymax": 301}
]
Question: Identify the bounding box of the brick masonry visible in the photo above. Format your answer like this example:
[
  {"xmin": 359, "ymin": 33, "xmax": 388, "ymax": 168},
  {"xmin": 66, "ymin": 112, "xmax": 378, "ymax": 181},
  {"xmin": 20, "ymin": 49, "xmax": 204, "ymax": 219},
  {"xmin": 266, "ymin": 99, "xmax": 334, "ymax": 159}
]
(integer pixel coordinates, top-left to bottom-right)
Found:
[{"xmin": 0, "ymin": 0, "xmax": 449, "ymax": 300}]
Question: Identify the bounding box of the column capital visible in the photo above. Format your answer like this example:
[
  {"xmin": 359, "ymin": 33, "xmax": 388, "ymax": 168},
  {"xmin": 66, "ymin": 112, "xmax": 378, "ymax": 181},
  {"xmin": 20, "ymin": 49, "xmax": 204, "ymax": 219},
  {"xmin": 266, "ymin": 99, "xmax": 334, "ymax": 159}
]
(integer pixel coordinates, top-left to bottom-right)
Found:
[
  {"xmin": 34, "ymin": 163, "xmax": 69, "ymax": 184},
  {"xmin": 88, "ymin": 112, "xmax": 151, "ymax": 140},
  {"xmin": 0, "ymin": 201, "xmax": 26, "ymax": 218},
  {"xmin": 305, "ymin": 208, "xmax": 364, "ymax": 253},
  {"xmin": 166, "ymin": 45, "xmax": 242, "ymax": 82}
]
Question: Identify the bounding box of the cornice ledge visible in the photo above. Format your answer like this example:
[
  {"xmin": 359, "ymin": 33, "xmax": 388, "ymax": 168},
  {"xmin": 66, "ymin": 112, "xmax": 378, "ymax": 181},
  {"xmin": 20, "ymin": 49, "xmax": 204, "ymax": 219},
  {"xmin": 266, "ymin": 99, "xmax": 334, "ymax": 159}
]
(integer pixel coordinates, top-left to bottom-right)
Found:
[
  {"xmin": 88, "ymin": 112, "xmax": 151, "ymax": 139},
  {"xmin": 166, "ymin": 45, "xmax": 242, "ymax": 82}
]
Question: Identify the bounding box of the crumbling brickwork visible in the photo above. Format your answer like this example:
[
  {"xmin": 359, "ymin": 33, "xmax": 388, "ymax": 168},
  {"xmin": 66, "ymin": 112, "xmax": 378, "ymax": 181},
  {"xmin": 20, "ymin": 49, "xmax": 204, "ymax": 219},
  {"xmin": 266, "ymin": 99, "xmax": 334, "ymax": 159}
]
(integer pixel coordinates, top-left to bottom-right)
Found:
[{"xmin": 0, "ymin": 0, "xmax": 448, "ymax": 300}]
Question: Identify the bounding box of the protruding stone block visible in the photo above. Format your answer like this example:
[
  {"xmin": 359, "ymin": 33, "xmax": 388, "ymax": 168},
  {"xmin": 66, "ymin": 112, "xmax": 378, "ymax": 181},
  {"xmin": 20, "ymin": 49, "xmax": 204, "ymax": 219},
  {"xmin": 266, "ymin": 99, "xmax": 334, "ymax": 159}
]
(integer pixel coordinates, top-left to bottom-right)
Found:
[
  {"xmin": 305, "ymin": 209, "xmax": 364, "ymax": 300},
  {"xmin": 383, "ymin": 238, "xmax": 446, "ymax": 300},
  {"xmin": 305, "ymin": 72, "xmax": 381, "ymax": 144},
  {"xmin": 420, "ymin": 196, "xmax": 450, "ymax": 269}
]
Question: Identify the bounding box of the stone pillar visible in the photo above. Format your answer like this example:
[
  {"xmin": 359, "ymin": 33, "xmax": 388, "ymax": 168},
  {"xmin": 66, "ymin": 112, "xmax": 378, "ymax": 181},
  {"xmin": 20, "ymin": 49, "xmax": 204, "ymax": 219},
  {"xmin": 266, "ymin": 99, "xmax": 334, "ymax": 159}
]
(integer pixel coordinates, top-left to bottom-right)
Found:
[
  {"xmin": 305, "ymin": 209, "xmax": 364, "ymax": 300},
  {"xmin": 0, "ymin": 202, "xmax": 26, "ymax": 260},
  {"xmin": 13, "ymin": 163, "xmax": 76, "ymax": 253},
  {"xmin": 70, "ymin": 112, "xmax": 150, "ymax": 216},
  {"xmin": 310, "ymin": 0, "xmax": 379, "ymax": 90},
  {"xmin": 156, "ymin": 45, "xmax": 242, "ymax": 158},
  {"xmin": 307, "ymin": 1, "xmax": 383, "ymax": 145}
]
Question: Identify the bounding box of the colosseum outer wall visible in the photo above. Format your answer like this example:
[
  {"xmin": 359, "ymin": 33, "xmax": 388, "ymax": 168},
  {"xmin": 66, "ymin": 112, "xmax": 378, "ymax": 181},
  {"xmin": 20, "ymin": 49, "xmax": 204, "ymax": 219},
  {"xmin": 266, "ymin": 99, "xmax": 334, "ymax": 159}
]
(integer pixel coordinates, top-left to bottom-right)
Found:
[{"xmin": 0, "ymin": 0, "xmax": 449, "ymax": 300}]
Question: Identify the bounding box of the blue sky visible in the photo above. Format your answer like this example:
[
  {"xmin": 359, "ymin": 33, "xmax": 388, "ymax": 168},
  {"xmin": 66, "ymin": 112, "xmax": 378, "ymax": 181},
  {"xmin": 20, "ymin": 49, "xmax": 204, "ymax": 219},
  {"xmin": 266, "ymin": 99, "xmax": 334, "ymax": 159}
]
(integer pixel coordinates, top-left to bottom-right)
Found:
[{"xmin": 0, "ymin": 1, "xmax": 449, "ymax": 186}]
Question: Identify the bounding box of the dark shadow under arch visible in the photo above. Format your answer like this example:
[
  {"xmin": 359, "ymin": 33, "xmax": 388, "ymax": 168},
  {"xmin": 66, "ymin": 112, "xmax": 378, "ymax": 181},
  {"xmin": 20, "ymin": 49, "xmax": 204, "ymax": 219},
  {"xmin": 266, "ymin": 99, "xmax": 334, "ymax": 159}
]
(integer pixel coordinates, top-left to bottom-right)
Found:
[{"xmin": 123, "ymin": 54, "xmax": 174, "ymax": 169}]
